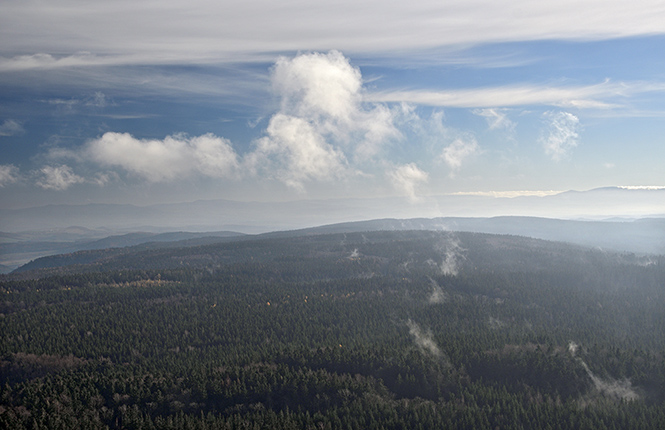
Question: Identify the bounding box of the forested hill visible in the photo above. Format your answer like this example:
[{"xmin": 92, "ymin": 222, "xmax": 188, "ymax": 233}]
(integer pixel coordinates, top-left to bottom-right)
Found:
[
  {"xmin": 260, "ymin": 216, "xmax": 665, "ymax": 254},
  {"xmin": 9, "ymin": 234, "xmax": 249, "ymax": 276},
  {"xmin": 5, "ymin": 214, "xmax": 664, "ymax": 276},
  {"xmin": 10, "ymin": 214, "xmax": 665, "ymax": 277},
  {"xmin": 8, "ymin": 228, "xmax": 658, "ymax": 280},
  {"xmin": 2, "ymin": 230, "xmax": 664, "ymax": 428},
  {"xmin": 0, "ymin": 230, "xmax": 247, "ymax": 274}
]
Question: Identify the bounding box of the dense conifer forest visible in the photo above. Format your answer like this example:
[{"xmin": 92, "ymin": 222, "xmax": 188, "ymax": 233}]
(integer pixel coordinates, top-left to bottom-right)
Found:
[{"xmin": 1, "ymin": 230, "xmax": 664, "ymax": 429}]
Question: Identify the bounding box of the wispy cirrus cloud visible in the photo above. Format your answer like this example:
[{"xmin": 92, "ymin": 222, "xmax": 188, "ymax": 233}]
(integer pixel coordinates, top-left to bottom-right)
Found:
[
  {"xmin": 441, "ymin": 137, "xmax": 479, "ymax": 172},
  {"xmin": 0, "ymin": 119, "xmax": 24, "ymax": 136},
  {"xmin": 473, "ymin": 108, "xmax": 515, "ymax": 131},
  {"xmin": 0, "ymin": 52, "xmax": 138, "ymax": 72},
  {"xmin": 2, "ymin": 1, "xmax": 665, "ymax": 68},
  {"xmin": 367, "ymin": 80, "xmax": 665, "ymax": 110},
  {"xmin": 540, "ymin": 111, "xmax": 580, "ymax": 161},
  {"xmin": 85, "ymin": 91, "xmax": 110, "ymax": 108},
  {"xmin": 35, "ymin": 165, "xmax": 85, "ymax": 190},
  {"xmin": 0, "ymin": 165, "xmax": 20, "ymax": 187}
]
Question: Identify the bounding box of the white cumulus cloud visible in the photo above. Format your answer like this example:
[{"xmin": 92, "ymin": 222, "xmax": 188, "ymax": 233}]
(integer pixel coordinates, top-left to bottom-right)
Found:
[
  {"xmin": 540, "ymin": 111, "xmax": 580, "ymax": 160},
  {"xmin": 253, "ymin": 51, "xmax": 400, "ymax": 189},
  {"xmin": 249, "ymin": 114, "xmax": 350, "ymax": 191},
  {"xmin": 85, "ymin": 132, "xmax": 239, "ymax": 182},
  {"xmin": 272, "ymin": 51, "xmax": 362, "ymax": 125},
  {"xmin": 36, "ymin": 165, "xmax": 85, "ymax": 190}
]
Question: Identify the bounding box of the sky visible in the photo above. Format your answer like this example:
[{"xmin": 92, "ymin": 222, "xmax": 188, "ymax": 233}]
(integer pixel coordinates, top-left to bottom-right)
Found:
[{"xmin": 1, "ymin": 0, "xmax": 665, "ymax": 210}]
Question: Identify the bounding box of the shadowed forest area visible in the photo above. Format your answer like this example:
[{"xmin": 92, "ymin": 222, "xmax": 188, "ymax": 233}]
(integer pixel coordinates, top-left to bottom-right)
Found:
[{"xmin": 1, "ymin": 230, "xmax": 664, "ymax": 429}]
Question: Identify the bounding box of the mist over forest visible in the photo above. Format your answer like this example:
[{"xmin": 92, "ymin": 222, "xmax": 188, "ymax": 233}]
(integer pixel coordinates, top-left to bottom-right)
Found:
[{"xmin": 2, "ymin": 223, "xmax": 664, "ymax": 429}]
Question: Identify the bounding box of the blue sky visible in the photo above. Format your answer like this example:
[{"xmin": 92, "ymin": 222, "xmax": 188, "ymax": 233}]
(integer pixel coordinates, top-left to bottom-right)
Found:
[{"xmin": 1, "ymin": 0, "xmax": 665, "ymax": 210}]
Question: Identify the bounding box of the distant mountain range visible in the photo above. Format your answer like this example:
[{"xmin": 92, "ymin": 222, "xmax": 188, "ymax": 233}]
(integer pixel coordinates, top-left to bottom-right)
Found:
[
  {"xmin": 287, "ymin": 216, "xmax": 665, "ymax": 255},
  {"xmin": 1, "ymin": 187, "xmax": 663, "ymax": 273},
  {"xmin": 3, "ymin": 215, "xmax": 664, "ymax": 275},
  {"xmin": 1, "ymin": 187, "xmax": 663, "ymax": 234}
]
